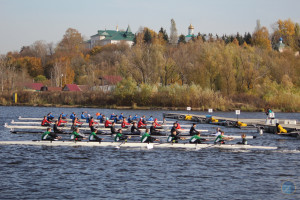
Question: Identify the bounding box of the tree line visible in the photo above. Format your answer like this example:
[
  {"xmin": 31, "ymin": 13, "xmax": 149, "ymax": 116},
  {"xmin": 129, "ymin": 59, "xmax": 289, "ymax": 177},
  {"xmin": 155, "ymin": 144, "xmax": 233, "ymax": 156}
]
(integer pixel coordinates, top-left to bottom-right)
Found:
[{"xmin": 0, "ymin": 18, "xmax": 300, "ymax": 111}]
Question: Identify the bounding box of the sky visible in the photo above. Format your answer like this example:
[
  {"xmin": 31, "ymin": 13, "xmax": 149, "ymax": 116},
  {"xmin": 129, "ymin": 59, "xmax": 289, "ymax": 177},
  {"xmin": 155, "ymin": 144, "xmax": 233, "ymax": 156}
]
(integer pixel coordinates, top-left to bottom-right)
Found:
[{"xmin": 0, "ymin": 0, "xmax": 300, "ymax": 54}]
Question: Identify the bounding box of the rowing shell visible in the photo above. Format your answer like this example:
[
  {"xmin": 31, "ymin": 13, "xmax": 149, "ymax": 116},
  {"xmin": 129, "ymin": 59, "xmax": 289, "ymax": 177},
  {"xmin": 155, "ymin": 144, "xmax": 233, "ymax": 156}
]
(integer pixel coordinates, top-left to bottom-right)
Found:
[
  {"xmin": 0, "ymin": 141, "xmax": 277, "ymax": 150},
  {"xmin": 4, "ymin": 123, "xmax": 208, "ymax": 133}
]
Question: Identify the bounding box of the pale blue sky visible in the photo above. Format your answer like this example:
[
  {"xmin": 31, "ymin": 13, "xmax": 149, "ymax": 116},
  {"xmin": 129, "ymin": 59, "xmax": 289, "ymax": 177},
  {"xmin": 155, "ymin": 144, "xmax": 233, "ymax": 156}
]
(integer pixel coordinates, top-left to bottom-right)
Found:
[{"xmin": 1, "ymin": 0, "xmax": 299, "ymax": 54}]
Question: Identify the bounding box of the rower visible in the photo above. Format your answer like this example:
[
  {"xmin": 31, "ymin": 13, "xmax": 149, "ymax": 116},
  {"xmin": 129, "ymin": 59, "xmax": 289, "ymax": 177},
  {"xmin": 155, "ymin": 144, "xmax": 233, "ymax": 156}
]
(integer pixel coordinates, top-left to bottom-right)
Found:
[
  {"xmin": 141, "ymin": 115, "xmax": 147, "ymax": 124},
  {"xmin": 162, "ymin": 117, "xmax": 167, "ymax": 125},
  {"xmin": 189, "ymin": 132, "xmax": 207, "ymax": 144},
  {"xmin": 41, "ymin": 116, "xmax": 52, "ymax": 126},
  {"xmin": 70, "ymin": 112, "xmax": 76, "ymax": 120},
  {"xmin": 150, "ymin": 122, "xmax": 160, "ymax": 135},
  {"xmin": 189, "ymin": 123, "xmax": 199, "ymax": 136},
  {"xmin": 97, "ymin": 113, "xmax": 104, "ymax": 123},
  {"xmin": 105, "ymin": 118, "xmax": 112, "ymax": 128},
  {"xmin": 71, "ymin": 127, "xmax": 86, "ymax": 141},
  {"xmin": 110, "ymin": 122, "xmax": 118, "ymax": 135},
  {"xmin": 138, "ymin": 118, "xmax": 147, "ymax": 129},
  {"xmin": 118, "ymin": 113, "xmax": 124, "ymax": 121},
  {"xmin": 57, "ymin": 116, "xmax": 67, "ymax": 127},
  {"xmin": 175, "ymin": 121, "xmax": 182, "ymax": 129},
  {"xmin": 114, "ymin": 129, "xmax": 131, "ymax": 142},
  {"xmin": 141, "ymin": 128, "xmax": 159, "ymax": 143},
  {"xmin": 60, "ymin": 112, "xmax": 67, "ymax": 119},
  {"xmin": 128, "ymin": 115, "xmax": 133, "ymax": 123},
  {"xmin": 41, "ymin": 127, "xmax": 62, "ymax": 141},
  {"xmin": 110, "ymin": 113, "xmax": 116, "ymax": 120},
  {"xmin": 153, "ymin": 118, "xmax": 161, "ymax": 128},
  {"xmin": 211, "ymin": 128, "xmax": 221, "ymax": 136},
  {"xmin": 167, "ymin": 130, "xmax": 185, "ymax": 143},
  {"xmin": 147, "ymin": 116, "xmax": 154, "ymax": 122},
  {"xmin": 236, "ymin": 134, "xmax": 247, "ymax": 145},
  {"xmin": 89, "ymin": 129, "xmax": 103, "ymax": 142},
  {"xmin": 114, "ymin": 115, "xmax": 120, "ymax": 123},
  {"xmin": 131, "ymin": 122, "xmax": 141, "ymax": 135},
  {"xmin": 170, "ymin": 123, "xmax": 180, "ymax": 135},
  {"xmin": 89, "ymin": 117, "xmax": 98, "ymax": 132},
  {"xmin": 53, "ymin": 120, "xmax": 64, "ymax": 134},
  {"xmin": 121, "ymin": 118, "xmax": 131, "ymax": 128},
  {"xmin": 214, "ymin": 131, "xmax": 233, "ymax": 144},
  {"xmin": 132, "ymin": 114, "xmax": 139, "ymax": 121},
  {"xmin": 47, "ymin": 112, "xmax": 54, "ymax": 121}
]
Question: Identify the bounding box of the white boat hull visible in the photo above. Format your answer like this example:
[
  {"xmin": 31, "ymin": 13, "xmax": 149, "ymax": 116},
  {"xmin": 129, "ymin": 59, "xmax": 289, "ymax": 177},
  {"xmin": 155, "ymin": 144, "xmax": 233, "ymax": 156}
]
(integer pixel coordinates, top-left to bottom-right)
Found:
[{"xmin": 0, "ymin": 141, "xmax": 277, "ymax": 150}]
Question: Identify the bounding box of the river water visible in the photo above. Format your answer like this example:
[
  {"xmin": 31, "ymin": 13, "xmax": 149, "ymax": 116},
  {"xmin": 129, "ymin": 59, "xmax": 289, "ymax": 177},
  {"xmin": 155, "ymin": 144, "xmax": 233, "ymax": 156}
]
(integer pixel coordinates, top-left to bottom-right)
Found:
[{"xmin": 0, "ymin": 106, "xmax": 299, "ymax": 199}]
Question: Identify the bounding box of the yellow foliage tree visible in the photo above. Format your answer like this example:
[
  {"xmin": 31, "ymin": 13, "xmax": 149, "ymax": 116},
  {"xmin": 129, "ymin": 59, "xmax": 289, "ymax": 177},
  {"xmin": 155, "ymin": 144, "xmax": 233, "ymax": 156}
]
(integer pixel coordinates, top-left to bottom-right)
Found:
[{"xmin": 252, "ymin": 27, "xmax": 272, "ymax": 50}]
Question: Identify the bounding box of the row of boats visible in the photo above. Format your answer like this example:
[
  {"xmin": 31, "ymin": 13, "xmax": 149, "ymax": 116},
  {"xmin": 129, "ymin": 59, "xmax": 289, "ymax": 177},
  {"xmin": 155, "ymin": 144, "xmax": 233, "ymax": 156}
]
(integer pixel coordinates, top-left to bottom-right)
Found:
[{"xmin": 1, "ymin": 113, "xmax": 278, "ymax": 150}]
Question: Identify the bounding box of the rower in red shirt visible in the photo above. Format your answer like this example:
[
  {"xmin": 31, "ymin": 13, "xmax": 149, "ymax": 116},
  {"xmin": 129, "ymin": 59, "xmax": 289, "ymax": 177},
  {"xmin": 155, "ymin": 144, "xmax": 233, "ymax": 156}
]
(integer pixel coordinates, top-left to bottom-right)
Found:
[
  {"xmin": 121, "ymin": 118, "xmax": 131, "ymax": 128},
  {"xmin": 41, "ymin": 116, "xmax": 52, "ymax": 126},
  {"xmin": 153, "ymin": 118, "xmax": 162, "ymax": 128},
  {"xmin": 175, "ymin": 121, "xmax": 182, "ymax": 129},
  {"xmin": 138, "ymin": 118, "xmax": 147, "ymax": 129},
  {"xmin": 89, "ymin": 117, "xmax": 98, "ymax": 132},
  {"xmin": 73, "ymin": 117, "xmax": 83, "ymax": 125},
  {"xmin": 57, "ymin": 117, "xmax": 67, "ymax": 127},
  {"xmin": 105, "ymin": 118, "xmax": 112, "ymax": 128}
]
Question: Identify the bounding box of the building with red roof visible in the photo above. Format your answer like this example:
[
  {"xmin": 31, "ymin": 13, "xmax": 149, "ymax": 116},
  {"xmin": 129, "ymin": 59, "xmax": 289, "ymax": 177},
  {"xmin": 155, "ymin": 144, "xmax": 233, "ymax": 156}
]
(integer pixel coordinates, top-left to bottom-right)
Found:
[
  {"xmin": 62, "ymin": 84, "xmax": 81, "ymax": 91},
  {"xmin": 24, "ymin": 83, "xmax": 44, "ymax": 91}
]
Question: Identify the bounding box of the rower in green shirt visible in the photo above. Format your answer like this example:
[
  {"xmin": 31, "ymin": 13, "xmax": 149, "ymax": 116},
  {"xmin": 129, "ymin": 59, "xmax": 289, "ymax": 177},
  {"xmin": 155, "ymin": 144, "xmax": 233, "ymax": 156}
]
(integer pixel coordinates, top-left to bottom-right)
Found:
[
  {"xmin": 71, "ymin": 127, "xmax": 86, "ymax": 141},
  {"xmin": 141, "ymin": 129, "xmax": 159, "ymax": 143},
  {"xmin": 41, "ymin": 127, "xmax": 62, "ymax": 141},
  {"xmin": 114, "ymin": 129, "xmax": 131, "ymax": 142},
  {"xmin": 89, "ymin": 129, "xmax": 104, "ymax": 142},
  {"xmin": 189, "ymin": 132, "xmax": 208, "ymax": 144},
  {"xmin": 214, "ymin": 131, "xmax": 233, "ymax": 144}
]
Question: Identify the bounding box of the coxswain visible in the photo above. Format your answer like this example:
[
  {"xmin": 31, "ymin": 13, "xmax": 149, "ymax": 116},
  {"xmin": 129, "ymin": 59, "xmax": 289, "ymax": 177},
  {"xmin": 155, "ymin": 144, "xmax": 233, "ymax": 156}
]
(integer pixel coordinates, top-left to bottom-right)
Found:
[
  {"xmin": 89, "ymin": 129, "xmax": 103, "ymax": 142},
  {"xmin": 57, "ymin": 116, "xmax": 67, "ymax": 127},
  {"xmin": 214, "ymin": 131, "xmax": 233, "ymax": 144},
  {"xmin": 114, "ymin": 129, "xmax": 131, "ymax": 142},
  {"xmin": 189, "ymin": 123, "xmax": 199, "ymax": 136},
  {"xmin": 138, "ymin": 118, "xmax": 147, "ymax": 129},
  {"xmin": 189, "ymin": 132, "xmax": 207, "ymax": 144},
  {"xmin": 150, "ymin": 122, "xmax": 160, "ymax": 135},
  {"xmin": 131, "ymin": 122, "xmax": 141, "ymax": 135},
  {"xmin": 53, "ymin": 121, "xmax": 64, "ymax": 134},
  {"xmin": 141, "ymin": 129, "xmax": 159, "ymax": 143},
  {"xmin": 167, "ymin": 130, "xmax": 185, "ymax": 143},
  {"xmin": 70, "ymin": 112, "xmax": 76, "ymax": 120},
  {"xmin": 121, "ymin": 118, "xmax": 131, "ymax": 128},
  {"xmin": 41, "ymin": 116, "xmax": 52, "ymax": 126},
  {"xmin": 41, "ymin": 127, "xmax": 62, "ymax": 141},
  {"xmin": 105, "ymin": 118, "xmax": 112, "ymax": 128},
  {"xmin": 236, "ymin": 134, "xmax": 247, "ymax": 145},
  {"xmin": 70, "ymin": 128, "xmax": 86, "ymax": 141},
  {"xmin": 89, "ymin": 117, "xmax": 98, "ymax": 132}
]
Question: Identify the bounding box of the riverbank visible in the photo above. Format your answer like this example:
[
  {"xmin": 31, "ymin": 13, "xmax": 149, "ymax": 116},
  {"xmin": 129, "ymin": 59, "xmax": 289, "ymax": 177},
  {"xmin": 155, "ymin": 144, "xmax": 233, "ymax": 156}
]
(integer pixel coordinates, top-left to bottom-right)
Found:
[{"xmin": 0, "ymin": 90, "xmax": 297, "ymax": 112}]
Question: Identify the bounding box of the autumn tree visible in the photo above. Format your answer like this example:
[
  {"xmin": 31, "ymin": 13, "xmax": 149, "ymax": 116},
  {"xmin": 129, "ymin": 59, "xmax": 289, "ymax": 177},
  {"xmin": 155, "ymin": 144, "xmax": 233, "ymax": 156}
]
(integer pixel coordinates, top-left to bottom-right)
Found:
[
  {"xmin": 56, "ymin": 28, "xmax": 84, "ymax": 56},
  {"xmin": 252, "ymin": 20, "xmax": 272, "ymax": 50}
]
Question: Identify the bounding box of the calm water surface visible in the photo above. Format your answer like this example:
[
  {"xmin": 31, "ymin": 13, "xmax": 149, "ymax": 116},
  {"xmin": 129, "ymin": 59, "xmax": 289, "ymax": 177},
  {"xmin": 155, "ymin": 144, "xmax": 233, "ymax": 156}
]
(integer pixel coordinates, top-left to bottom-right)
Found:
[{"xmin": 0, "ymin": 106, "xmax": 299, "ymax": 199}]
